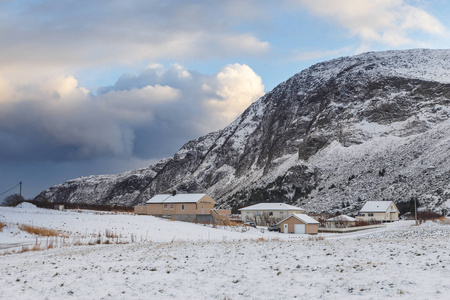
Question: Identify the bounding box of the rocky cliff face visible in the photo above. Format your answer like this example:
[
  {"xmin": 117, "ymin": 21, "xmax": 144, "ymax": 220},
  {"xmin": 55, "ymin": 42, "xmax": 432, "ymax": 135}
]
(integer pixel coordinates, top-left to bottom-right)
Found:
[{"xmin": 36, "ymin": 49, "xmax": 450, "ymax": 214}]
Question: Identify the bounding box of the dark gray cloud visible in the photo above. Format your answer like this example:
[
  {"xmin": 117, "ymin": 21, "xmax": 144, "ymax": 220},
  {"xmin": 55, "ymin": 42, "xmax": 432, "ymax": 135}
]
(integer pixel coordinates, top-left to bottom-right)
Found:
[
  {"xmin": 1, "ymin": 63, "xmax": 264, "ymax": 159},
  {"xmin": 0, "ymin": 63, "xmax": 264, "ymax": 198}
]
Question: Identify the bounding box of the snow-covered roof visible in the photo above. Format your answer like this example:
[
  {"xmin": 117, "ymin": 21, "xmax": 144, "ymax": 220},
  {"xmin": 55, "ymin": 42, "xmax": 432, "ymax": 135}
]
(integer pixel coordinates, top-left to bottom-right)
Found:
[
  {"xmin": 360, "ymin": 201, "xmax": 394, "ymax": 213},
  {"xmin": 239, "ymin": 203, "xmax": 304, "ymax": 211},
  {"xmin": 146, "ymin": 194, "xmax": 212, "ymax": 204},
  {"xmin": 326, "ymin": 215, "xmax": 357, "ymax": 222},
  {"xmin": 278, "ymin": 214, "xmax": 319, "ymax": 225}
]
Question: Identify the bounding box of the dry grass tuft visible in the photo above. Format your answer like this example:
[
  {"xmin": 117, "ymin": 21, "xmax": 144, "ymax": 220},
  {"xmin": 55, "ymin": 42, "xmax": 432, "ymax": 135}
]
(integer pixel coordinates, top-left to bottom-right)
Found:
[
  {"xmin": 18, "ymin": 224, "xmax": 69, "ymax": 238},
  {"xmin": 308, "ymin": 235, "xmax": 325, "ymax": 241},
  {"xmin": 0, "ymin": 221, "xmax": 6, "ymax": 232},
  {"xmin": 105, "ymin": 229, "xmax": 118, "ymax": 238},
  {"xmin": 17, "ymin": 244, "xmax": 41, "ymax": 253}
]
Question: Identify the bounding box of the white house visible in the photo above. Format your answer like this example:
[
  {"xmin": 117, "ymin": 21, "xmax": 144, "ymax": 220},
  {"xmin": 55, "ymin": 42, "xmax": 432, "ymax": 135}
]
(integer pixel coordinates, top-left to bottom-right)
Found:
[
  {"xmin": 357, "ymin": 201, "xmax": 399, "ymax": 222},
  {"xmin": 239, "ymin": 203, "xmax": 304, "ymax": 225}
]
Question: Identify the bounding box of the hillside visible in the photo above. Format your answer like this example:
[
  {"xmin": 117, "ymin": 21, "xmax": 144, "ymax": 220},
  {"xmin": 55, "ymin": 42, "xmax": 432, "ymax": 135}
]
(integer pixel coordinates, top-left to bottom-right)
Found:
[{"xmin": 36, "ymin": 49, "xmax": 450, "ymax": 213}]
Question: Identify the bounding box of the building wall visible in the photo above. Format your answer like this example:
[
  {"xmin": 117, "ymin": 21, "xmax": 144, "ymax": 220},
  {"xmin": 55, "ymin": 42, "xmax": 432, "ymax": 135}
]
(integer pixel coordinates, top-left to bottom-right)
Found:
[
  {"xmin": 146, "ymin": 202, "xmax": 215, "ymax": 215},
  {"xmin": 144, "ymin": 195, "xmax": 217, "ymax": 216},
  {"xmin": 305, "ymin": 224, "xmax": 319, "ymax": 234},
  {"xmin": 357, "ymin": 212, "xmax": 387, "ymax": 222},
  {"xmin": 389, "ymin": 203, "xmax": 399, "ymax": 221},
  {"xmin": 134, "ymin": 206, "xmax": 147, "ymax": 215},
  {"xmin": 278, "ymin": 217, "xmax": 318, "ymax": 234},
  {"xmin": 171, "ymin": 214, "xmax": 197, "ymax": 223},
  {"xmin": 196, "ymin": 214, "xmax": 214, "ymax": 224},
  {"xmin": 214, "ymin": 209, "xmax": 231, "ymax": 215}
]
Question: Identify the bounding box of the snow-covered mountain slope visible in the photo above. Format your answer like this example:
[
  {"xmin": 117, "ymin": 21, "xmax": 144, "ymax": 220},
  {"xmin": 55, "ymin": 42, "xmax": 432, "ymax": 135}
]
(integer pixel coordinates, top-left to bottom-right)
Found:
[{"xmin": 36, "ymin": 49, "xmax": 450, "ymax": 213}]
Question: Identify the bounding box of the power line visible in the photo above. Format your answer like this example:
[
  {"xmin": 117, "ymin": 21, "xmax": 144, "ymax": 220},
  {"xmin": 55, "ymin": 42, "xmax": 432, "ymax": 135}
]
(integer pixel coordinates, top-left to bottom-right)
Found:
[{"xmin": 0, "ymin": 182, "xmax": 21, "ymax": 197}]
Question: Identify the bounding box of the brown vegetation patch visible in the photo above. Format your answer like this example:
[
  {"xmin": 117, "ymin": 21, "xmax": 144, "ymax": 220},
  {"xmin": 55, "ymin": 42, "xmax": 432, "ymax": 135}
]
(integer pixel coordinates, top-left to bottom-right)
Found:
[
  {"xmin": 308, "ymin": 236, "xmax": 325, "ymax": 241},
  {"xmin": 18, "ymin": 224, "xmax": 69, "ymax": 238},
  {"xmin": 0, "ymin": 221, "xmax": 6, "ymax": 232}
]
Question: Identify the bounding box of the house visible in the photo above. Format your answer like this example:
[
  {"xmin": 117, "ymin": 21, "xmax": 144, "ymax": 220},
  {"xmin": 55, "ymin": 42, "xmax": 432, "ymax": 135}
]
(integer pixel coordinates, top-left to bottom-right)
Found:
[
  {"xmin": 239, "ymin": 203, "xmax": 304, "ymax": 225},
  {"xmin": 53, "ymin": 204, "xmax": 65, "ymax": 211},
  {"xmin": 357, "ymin": 201, "xmax": 399, "ymax": 222},
  {"xmin": 277, "ymin": 214, "xmax": 319, "ymax": 234},
  {"xmin": 134, "ymin": 193, "xmax": 230, "ymax": 224},
  {"xmin": 325, "ymin": 215, "xmax": 357, "ymax": 228}
]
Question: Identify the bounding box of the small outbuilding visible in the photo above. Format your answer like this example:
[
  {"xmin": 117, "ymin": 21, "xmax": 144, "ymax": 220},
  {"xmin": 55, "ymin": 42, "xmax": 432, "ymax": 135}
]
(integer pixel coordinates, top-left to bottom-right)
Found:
[
  {"xmin": 357, "ymin": 201, "xmax": 399, "ymax": 222},
  {"xmin": 325, "ymin": 215, "xmax": 357, "ymax": 228},
  {"xmin": 277, "ymin": 214, "xmax": 319, "ymax": 235}
]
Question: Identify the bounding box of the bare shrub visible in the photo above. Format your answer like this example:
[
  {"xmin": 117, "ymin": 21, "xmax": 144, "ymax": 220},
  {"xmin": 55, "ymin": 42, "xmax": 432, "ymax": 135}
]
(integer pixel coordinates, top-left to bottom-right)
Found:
[
  {"xmin": 417, "ymin": 210, "xmax": 442, "ymax": 220},
  {"xmin": 355, "ymin": 219, "xmax": 370, "ymax": 226},
  {"xmin": 355, "ymin": 219, "xmax": 381, "ymax": 227},
  {"xmin": 316, "ymin": 215, "xmax": 329, "ymax": 227}
]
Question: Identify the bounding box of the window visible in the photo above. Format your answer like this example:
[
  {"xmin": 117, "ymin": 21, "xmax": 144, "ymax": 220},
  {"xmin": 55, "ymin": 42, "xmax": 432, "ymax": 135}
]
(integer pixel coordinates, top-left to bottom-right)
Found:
[
  {"xmin": 257, "ymin": 211, "xmax": 262, "ymax": 216},
  {"xmin": 163, "ymin": 204, "xmax": 168, "ymax": 210},
  {"xmin": 169, "ymin": 204, "xmax": 174, "ymax": 210},
  {"xmin": 368, "ymin": 213, "xmax": 374, "ymax": 217},
  {"xmin": 181, "ymin": 204, "xmax": 185, "ymax": 211},
  {"xmin": 269, "ymin": 212, "xmax": 273, "ymax": 216}
]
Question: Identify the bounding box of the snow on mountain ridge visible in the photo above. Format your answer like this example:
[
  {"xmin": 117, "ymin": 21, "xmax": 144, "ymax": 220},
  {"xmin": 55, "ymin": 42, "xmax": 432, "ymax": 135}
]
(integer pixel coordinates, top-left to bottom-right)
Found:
[{"xmin": 36, "ymin": 49, "xmax": 450, "ymax": 213}]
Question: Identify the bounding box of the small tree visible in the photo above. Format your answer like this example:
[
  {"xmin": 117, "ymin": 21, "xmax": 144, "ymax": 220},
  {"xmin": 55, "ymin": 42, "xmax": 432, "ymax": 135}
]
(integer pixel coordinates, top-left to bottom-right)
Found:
[{"xmin": 2, "ymin": 194, "xmax": 25, "ymax": 206}]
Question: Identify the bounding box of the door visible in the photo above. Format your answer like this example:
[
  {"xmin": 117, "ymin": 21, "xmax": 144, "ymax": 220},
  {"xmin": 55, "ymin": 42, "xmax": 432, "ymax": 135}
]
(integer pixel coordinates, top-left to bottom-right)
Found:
[
  {"xmin": 294, "ymin": 224, "xmax": 306, "ymax": 234},
  {"xmin": 283, "ymin": 224, "xmax": 289, "ymax": 234}
]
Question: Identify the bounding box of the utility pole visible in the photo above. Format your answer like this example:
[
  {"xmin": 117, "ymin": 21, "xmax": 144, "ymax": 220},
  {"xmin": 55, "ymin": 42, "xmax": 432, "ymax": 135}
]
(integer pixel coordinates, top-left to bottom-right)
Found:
[
  {"xmin": 19, "ymin": 181, "xmax": 22, "ymax": 197},
  {"xmin": 414, "ymin": 196, "xmax": 418, "ymax": 225}
]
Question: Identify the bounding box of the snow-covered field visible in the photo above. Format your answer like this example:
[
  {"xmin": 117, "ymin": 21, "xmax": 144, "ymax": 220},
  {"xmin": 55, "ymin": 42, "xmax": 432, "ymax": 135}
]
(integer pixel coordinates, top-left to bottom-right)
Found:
[{"xmin": 1, "ymin": 204, "xmax": 450, "ymax": 299}]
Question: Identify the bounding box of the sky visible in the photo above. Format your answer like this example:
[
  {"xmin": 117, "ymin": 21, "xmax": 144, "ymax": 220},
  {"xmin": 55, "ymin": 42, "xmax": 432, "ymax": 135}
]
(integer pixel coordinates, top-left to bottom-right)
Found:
[{"xmin": 1, "ymin": 0, "xmax": 450, "ymax": 199}]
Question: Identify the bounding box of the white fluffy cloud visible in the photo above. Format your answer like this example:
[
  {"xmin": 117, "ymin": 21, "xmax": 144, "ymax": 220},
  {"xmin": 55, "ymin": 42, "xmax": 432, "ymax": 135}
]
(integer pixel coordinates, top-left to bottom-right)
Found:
[
  {"xmin": 295, "ymin": 0, "xmax": 445, "ymax": 50},
  {"xmin": 0, "ymin": 64, "xmax": 264, "ymax": 162},
  {"xmin": 205, "ymin": 64, "xmax": 265, "ymax": 124}
]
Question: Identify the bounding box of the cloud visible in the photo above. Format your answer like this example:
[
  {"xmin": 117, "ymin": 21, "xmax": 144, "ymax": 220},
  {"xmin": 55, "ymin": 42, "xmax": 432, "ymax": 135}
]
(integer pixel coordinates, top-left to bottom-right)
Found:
[
  {"xmin": 205, "ymin": 64, "xmax": 265, "ymax": 124},
  {"xmin": 0, "ymin": 64, "xmax": 264, "ymax": 163},
  {"xmin": 294, "ymin": 0, "xmax": 446, "ymax": 49},
  {"xmin": 0, "ymin": 1, "xmax": 270, "ymax": 73}
]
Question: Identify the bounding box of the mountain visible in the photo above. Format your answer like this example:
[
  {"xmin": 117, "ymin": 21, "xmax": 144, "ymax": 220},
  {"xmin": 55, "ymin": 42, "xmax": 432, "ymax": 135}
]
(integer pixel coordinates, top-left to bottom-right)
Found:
[{"xmin": 36, "ymin": 49, "xmax": 450, "ymax": 214}]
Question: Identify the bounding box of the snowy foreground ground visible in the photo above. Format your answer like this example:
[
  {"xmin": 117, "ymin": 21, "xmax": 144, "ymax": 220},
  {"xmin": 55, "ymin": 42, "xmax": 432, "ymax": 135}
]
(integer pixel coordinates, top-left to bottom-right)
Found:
[{"xmin": 1, "ymin": 204, "xmax": 450, "ymax": 299}]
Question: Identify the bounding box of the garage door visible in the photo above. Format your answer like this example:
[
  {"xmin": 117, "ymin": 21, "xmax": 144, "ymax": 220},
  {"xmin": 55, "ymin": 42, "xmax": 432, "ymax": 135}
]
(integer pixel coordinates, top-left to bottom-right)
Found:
[{"xmin": 294, "ymin": 224, "xmax": 305, "ymax": 234}]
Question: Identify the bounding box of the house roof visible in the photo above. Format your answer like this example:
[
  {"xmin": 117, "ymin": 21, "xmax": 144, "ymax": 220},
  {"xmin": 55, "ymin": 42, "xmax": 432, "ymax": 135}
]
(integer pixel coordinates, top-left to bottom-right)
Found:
[
  {"xmin": 146, "ymin": 194, "xmax": 212, "ymax": 204},
  {"xmin": 326, "ymin": 215, "xmax": 357, "ymax": 222},
  {"xmin": 360, "ymin": 201, "xmax": 394, "ymax": 213},
  {"xmin": 278, "ymin": 214, "xmax": 319, "ymax": 225},
  {"xmin": 239, "ymin": 203, "xmax": 304, "ymax": 211}
]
